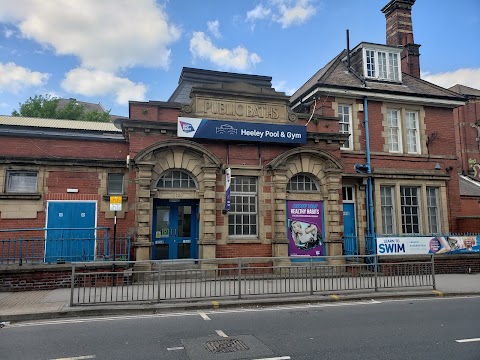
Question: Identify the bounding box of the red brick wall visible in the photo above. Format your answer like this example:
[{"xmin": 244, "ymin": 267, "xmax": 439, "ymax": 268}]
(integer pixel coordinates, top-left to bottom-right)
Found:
[
  {"xmin": 0, "ymin": 137, "xmax": 128, "ymax": 160},
  {"xmin": 216, "ymin": 244, "xmax": 272, "ymax": 258}
]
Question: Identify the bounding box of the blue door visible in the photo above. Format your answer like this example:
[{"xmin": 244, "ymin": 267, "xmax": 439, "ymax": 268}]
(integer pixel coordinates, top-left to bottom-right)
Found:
[
  {"xmin": 45, "ymin": 201, "xmax": 96, "ymax": 262},
  {"xmin": 152, "ymin": 200, "xmax": 198, "ymax": 260},
  {"xmin": 343, "ymin": 203, "xmax": 357, "ymax": 255}
]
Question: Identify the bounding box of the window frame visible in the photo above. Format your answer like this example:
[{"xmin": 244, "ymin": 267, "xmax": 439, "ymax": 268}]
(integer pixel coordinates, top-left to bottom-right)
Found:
[
  {"xmin": 287, "ymin": 173, "xmax": 319, "ymax": 192},
  {"xmin": 426, "ymin": 187, "xmax": 440, "ymax": 234},
  {"xmin": 107, "ymin": 173, "xmax": 124, "ymax": 195},
  {"xmin": 380, "ymin": 185, "xmax": 396, "ymax": 234},
  {"xmin": 405, "ymin": 110, "xmax": 420, "ymax": 154},
  {"xmin": 5, "ymin": 170, "xmax": 38, "ymax": 193},
  {"xmin": 156, "ymin": 170, "xmax": 197, "ymax": 189},
  {"xmin": 363, "ymin": 47, "xmax": 402, "ymax": 82},
  {"xmin": 387, "ymin": 109, "xmax": 402, "ymax": 153},
  {"xmin": 338, "ymin": 104, "xmax": 353, "ymax": 150},
  {"xmin": 400, "ymin": 186, "xmax": 421, "ymax": 234},
  {"xmin": 228, "ymin": 176, "xmax": 258, "ymax": 238}
]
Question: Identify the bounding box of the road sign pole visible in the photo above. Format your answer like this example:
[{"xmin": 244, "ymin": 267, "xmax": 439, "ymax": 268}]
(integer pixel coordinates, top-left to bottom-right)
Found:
[{"xmin": 113, "ymin": 211, "xmax": 117, "ymax": 261}]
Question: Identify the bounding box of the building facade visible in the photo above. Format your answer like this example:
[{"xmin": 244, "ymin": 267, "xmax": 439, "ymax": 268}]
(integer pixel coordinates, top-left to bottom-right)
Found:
[{"xmin": 1, "ymin": 0, "xmax": 477, "ymax": 269}]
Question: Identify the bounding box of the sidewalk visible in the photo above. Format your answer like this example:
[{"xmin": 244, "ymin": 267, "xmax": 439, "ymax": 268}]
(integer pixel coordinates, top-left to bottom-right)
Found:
[{"xmin": 1, "ymin": 273, "xmax": 479, "ymax": 323}]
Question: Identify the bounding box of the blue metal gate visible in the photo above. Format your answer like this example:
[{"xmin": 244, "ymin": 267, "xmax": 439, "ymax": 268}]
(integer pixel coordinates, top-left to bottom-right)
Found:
[{"xmin": 45, "ymin": 201, "xmax": 96, "ymax": 262}]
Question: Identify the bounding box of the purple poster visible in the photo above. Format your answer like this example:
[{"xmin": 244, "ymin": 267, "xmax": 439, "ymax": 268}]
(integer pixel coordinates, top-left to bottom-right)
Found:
[{"xmin": 287, "ymin": 201, "xmax": 324, "ymax": 256}]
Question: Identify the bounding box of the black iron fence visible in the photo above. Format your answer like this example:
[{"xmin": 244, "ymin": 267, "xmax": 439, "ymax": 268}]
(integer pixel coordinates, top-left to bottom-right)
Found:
[
  {"xmin": 70, "ymin": 255, "xmax": 436, "ymax": 306},
  {"xmin": 0, "ymin": 227, "xmax": 131, "ymax": 265}
]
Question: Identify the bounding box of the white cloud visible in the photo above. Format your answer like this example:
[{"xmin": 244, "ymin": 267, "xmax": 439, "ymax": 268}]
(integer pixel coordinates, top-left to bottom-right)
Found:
[
  {"xmin": 246, "ymin": 5, "xmax": 272, "ymax": 22},
  {"xmin": 272, "ymin": 80, "xmax": 296, "ymax": 95},
  {"xmin": 61, "ymin": 68, "xmax": 146, "ymax": 105},
  {"xmin": 189, "ymin": 32, "xmax": 261, "ymax": 71},
  {"xmin": 3, "ymin": 27, "xmax": 13, "ymax": 38},
  {"xmin": 0, "ymin": 62, "xmax": 49, "ymax": 93},
  {"xmin": 246, "ymin": 0, "xmax": 316, "ymax": 29},
  {"xmin": 422, "ymin": 68, "xmax": 480, "ymax": 90},
  {"xmin": 275, "ymin": 0, "xmax": 316, "ymax": 28},
  {"xmin": 0, "ymin": 0, "xmax": 181, "ymax": 71},
  {"xmin": 207, "ymin": 20, "xmax": 221, "ymax": 38}
]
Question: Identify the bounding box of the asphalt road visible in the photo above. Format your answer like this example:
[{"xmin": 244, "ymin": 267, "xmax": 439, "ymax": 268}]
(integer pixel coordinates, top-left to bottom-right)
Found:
[{"xmin": 1, "ymin": 296, "xmax": 479, "ymax": 360}]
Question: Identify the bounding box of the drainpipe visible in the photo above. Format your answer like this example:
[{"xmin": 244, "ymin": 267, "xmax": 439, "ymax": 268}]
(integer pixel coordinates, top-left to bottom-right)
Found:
[{"xmin": 364, "ymin": 96, "xmax": 375, "ymax": 237}]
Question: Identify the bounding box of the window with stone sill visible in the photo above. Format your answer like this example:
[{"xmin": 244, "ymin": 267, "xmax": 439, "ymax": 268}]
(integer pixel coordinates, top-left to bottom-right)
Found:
[
  {"xmin": 387, "ymin": 109, "xmax": 420, "ymax": 155},
  {"xmin": 5, "ymin": 171, "xmax": 38, "ymax": 193},
  {"xmin": 108, "ymin": 173, "xmax": 124, "ymax": 195},
  {"xmin": 228, "ymin": 176, "xmax": 258, "ymax": 237}
]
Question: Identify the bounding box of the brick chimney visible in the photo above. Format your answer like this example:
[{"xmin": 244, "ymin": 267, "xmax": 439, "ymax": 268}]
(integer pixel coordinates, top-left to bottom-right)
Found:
[{"xmin": 381, "ymin": 0, "xmax": 421, "ymax": 78}]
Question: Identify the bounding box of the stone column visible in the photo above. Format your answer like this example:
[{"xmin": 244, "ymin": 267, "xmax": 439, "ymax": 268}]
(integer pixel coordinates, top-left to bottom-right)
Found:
[
  {"xmin": 271, "ymin": 167, "xmax": 290, "ymax": 266},
  {"xmin": 134, "ymin": 163, "xmax": 154, "ymax": 271},
  {"xmin": 324, "ymin": 170, "xmax": 343, "ymax": 264},
  {"xmin": 198, "ymin": 164, "xmax": 218, "ymax": 268}
]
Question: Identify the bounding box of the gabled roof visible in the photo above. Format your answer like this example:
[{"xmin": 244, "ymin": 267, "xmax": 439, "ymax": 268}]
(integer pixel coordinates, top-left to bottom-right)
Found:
[
  {"xmin": 57, "ymin": 98, "xmax": 106, "ymax": 112},
  {"xmin": 460, "ymin": 175, "xmax": 480, "ymax": 197},
  {"xmin": 290, "ymin": 47, "xmax": 466, "ymax": 107},
  {"xmin": 449, "ymin": 84, "xmax": 480, "ymax": 98}
]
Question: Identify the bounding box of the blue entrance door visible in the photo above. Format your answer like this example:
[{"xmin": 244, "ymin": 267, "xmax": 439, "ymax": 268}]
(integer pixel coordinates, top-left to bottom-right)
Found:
[
  {"xmin": 343, "ymin": 203, "xmax": 357, "ymax": 255},
  {"xmin": 45, "ymin": 201, "xmax": 96, "ymax": 262},
  {"xmin": 152, "ymin": 200, "xmax": 198, "ymax": 260}
]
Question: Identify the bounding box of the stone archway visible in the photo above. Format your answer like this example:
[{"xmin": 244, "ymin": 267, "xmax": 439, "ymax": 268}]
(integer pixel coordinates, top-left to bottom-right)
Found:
[
  {"xmin": 132, "ymin": 140, "xmax": 222, "ymax": 267},
  {"xmin": 268, "ymin": 147, "xmax": 344, "ymax": 261}
]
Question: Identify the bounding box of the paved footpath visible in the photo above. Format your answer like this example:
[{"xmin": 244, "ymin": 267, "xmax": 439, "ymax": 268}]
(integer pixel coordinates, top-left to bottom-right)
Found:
[{"xmin": 1, "ymin": 273, "xmax": 479, "ymax": 323}]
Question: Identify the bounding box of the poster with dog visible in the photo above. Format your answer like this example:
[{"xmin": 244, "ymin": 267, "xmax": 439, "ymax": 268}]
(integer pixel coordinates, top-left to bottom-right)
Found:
[{"xmin": 287, "ymin": 201, "xmax": 324, "ymax": 256}]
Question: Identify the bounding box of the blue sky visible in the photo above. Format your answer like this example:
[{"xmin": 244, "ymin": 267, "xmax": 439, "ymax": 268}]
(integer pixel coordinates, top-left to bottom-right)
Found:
[{"xmin": 0, "ymin": 0, "xmax": 479, "ymax": 117}]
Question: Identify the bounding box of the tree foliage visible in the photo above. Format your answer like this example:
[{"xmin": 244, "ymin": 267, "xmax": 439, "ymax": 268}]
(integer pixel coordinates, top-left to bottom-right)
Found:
[{"xmin": 12, "ymin": 94, "xmax": 111, "ymax": 122}]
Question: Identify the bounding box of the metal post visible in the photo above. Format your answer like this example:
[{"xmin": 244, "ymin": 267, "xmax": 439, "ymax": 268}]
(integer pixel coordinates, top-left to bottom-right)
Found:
[
  {"xmin": 310, "ymin": 257, "xmax": 314, "ymax": 295},
  {"xmin": 431, "ymin": 255, "xmax": 436, "ymax": 290},
  {"xmin": 70, "ymin": 264, "xmax": 76, "ymax": 307},
  {"xmin": 113, "ymin": 211, "xmax": 117, "ymax": 261},
  {"xmin": 374, "ymin": 254, "xmax": 378, "ymax": 292},
  {"xmin": 157, "ymin": 262, "xmax": 161, "ymax": 302},
  {"xmin": 238, "ymin": 258, "xmax": 242, "ymax": 300},
  {"xmin": 19, "ymin": 238, "xmax": 23, "ymax": 266}
]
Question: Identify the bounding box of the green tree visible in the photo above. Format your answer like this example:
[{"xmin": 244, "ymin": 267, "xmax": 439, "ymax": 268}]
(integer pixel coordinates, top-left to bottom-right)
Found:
[
  {"xmin": 12, "ymin": 94, "xmax": 59, "ymax": 118},
  {"xmin": 12, "ymin": 94, "xmax": 111, "ymax": 122}
]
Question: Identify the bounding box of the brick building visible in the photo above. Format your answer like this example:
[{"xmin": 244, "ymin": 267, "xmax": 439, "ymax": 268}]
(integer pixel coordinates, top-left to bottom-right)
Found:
[
  {"xmin": 1, "ymin": 0, "xmax": 478, "ymax": 270},
  {"xmin": 449, "ymin": 84, "xmax": 480, "ymax": 232}
]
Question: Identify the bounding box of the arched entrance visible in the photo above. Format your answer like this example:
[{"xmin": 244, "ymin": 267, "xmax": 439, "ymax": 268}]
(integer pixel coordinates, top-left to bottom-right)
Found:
[{"xmin": 132, "ymin": 140, "xmax": 221, "ymax": 265}]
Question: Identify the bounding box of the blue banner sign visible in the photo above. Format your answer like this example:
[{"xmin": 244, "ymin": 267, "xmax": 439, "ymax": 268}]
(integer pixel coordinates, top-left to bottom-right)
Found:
[{"xmin": 178, "ymin": 117, "xmax": 307, "ymax": 144}]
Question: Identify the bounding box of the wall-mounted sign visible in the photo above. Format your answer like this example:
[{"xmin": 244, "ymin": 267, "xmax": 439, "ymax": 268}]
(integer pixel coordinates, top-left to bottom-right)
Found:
[
  {"xmin": 178, "ymin": 117, "xmax": 306, "ymax": 144},
  {"xmin": 287, "ymin": 201, "xmax": 324, "ymax": 257},
  {"xmin": 225, "ymin": 168, "xmax": 231, "ymax": 212},
  {"xmin": 377, "ymin": 235, "xmax": 480, "ymax": 255},
  {"xmin": 109, "ymin": 196, "xmax": 122, "ymax": 211}
]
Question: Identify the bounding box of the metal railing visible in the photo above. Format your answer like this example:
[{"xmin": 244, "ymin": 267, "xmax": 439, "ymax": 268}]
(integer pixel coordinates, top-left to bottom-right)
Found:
[
  {"xmin": 70, "ymin": 255, "xmax": 436, "ymax": 306},
  {"xmin": 0, "ymin": 227, "xmax": 131, "ymax": 265}
]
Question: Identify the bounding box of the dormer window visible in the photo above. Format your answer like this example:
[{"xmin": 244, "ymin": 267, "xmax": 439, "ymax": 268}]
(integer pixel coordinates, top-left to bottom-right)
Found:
[{"xmin": 363, "ymin": 47, "xmax": 401, "ymax": 82}]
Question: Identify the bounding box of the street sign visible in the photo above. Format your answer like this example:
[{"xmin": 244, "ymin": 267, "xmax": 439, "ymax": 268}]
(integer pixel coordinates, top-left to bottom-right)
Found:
[{"xmin": 110, "ymin": 196, "xmax": 122, "ymax": 211}]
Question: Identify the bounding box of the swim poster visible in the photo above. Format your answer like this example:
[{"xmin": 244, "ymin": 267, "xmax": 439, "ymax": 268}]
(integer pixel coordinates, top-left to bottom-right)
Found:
[
  {"xmin": 377, "ymin": 235, "xmax": 480, "ymax": 255},
  {"xmin": 287, "ymin": 201, "xmax": 324, "ymax": 256}
]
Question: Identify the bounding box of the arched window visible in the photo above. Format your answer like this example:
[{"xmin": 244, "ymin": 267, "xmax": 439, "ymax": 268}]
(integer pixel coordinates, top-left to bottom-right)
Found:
[
  {"xmin": 156, "ymin": 170, "xmax": 197, "ymax": 189},
  {"xmin": 287, "ymin": 174, "xmax": 319, "ymax": 192}
]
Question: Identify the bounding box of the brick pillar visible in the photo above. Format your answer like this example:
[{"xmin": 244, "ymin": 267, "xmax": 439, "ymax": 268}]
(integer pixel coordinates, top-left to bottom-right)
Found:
[
  {"xmin": 134, "ymin": 163, "xmax": 154, "ymax": 271},
  {"xmin": 324, "ymin": 170, "xmax": 343, "ymax": 264},
  {"xmin": 271, "ymin": 167, "xmax": 290, "ymax": 266},
  {"xmin": 199, "ymin": 165, "xmax": 218, "ymax": 267}
]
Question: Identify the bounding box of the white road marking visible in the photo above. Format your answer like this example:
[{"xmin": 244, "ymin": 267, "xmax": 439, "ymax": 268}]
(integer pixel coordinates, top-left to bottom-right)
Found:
[
  {"xmin": 252, "ymin": 356, "xmax": 291, "ymax": 360},
  {"xmin": 6, "ymin": 296, "xmax": 479, "ymax": 329},
  {"xmin": 50, "ymin": 356, "xmax": 96, "ymax": 360},
  {"xmin": 198, "ymin": 311, "xmax": 211, "ymax": 320},
  {"xmin": 456, "ymin": 338, "xmax": 480, "ymax": 343},
  {"xmin": 216, "ymin": 329, "xmax": 228, "ymax": 337},
  {"xmin": 167, "ymin": 346, "xmax": 185, "ymax": 351}
]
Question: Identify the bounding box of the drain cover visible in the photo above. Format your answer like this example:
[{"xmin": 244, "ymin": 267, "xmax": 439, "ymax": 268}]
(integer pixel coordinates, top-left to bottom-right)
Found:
[{"xmin": 204, "ymin": 339, "xmax": 250, "ymax": 353}]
